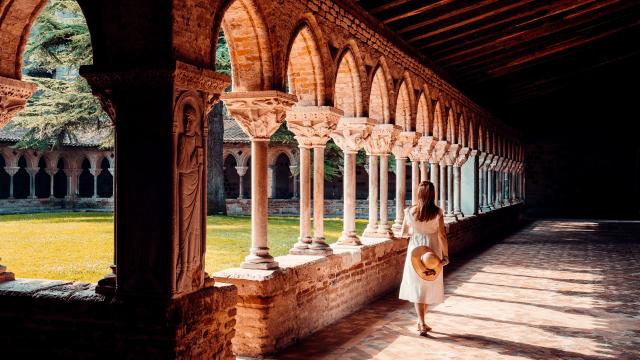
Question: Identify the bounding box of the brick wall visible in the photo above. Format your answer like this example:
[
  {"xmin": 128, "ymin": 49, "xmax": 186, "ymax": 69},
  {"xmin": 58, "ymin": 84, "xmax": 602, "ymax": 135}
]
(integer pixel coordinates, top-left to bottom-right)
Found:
[
  {"xmin": 0, "ymin": 280, "xmax": 237, "ymax": 360},
  {"xmin": 215, "ymin": 204, "xmax": 523, "ymax": 357}
]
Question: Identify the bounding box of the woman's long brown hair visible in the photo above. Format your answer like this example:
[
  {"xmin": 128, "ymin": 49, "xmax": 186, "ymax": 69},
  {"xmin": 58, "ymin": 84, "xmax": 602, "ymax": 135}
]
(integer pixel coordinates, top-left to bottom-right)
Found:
[{"xmin": 414, "ymin": 181, "xmax": 440, "ymax": 222}]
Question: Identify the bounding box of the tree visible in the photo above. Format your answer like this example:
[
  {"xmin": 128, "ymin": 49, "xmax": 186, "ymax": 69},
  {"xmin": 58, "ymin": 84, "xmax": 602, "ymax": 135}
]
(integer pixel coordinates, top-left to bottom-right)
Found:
[{"xmin": 12, "ymin": 0, "xmax": 111, "ymax": 150}]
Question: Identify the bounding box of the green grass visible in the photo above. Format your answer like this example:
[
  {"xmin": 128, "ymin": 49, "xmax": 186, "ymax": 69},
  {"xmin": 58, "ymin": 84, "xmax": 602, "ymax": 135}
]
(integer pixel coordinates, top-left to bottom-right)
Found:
[{"xmin": 0, "ymin": 212, "xmax": 367, "ymax": 283}]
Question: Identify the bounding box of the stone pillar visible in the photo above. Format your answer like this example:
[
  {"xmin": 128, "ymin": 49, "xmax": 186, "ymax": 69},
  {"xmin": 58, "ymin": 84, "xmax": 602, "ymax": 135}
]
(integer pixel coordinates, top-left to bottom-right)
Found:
[
  {"xmin": 411, "ymin": 160, "xmax": 419, "ymax": 204},
  {"xmin": 453, "ymin": 147, "xmax": 470, "ymax": 217},
  {"xmin": 409, "ymin": 135, "xmax": 435, "ymax": 197},
  {"xmin": 223, "ymin": 91, "xmax": 297, "ymax": 269},
  {"xmin": 447, "ymin": 165, "xmax": 454, "ymax": 215},
  {"xmin": 420, "ymin": 161, "xmax": 428, "ymax": 181},
  {"xmin": 285, "ymin": 106, "xmax": 341, "ymax": 255},
  {"xmin": 479, "ymin": 152, "xmax": 492, "ymax": 213},
  {"xmin": 5, "ymin": 166, "xmax": 18, "ymax": 199},
  {"xmin": 461, "ymin": 149, "xmax": 478, "ymax": 216},
  {"xmin": 0, "ymin": 76, "xmax": 37, "ymax": 129},
  {"xmin": 430, "ymin": 162, "xmax": 439, "ymax": 202},
  {"xmin": 331, "ymin": 117, "xmax": 375, "ymax": 246},
  {"xmin": 26, "ymin": 167, "xmax": 38, "ymax": 199},
  {"xmin": 430, "ymin": 141, "xmax": 449, "ymax": 207},
  {"xmin": 289, "ymin": 165, "xmax": 299, "ymax": 199},
  {"xmin": 66, "ymin": 168, "xmax": 80, "ymax": 199},
  {"xmin": 91, "ymin": 168, "xmax": 101, "ymax": 198},
  {"xmin": 390, "ymin": 131, "xmax": 416, "ymax": 234},
  {"xmin": 82, "ymin": 61, "xmax": 230, "ymax": 296},
  {"xmin": 235, "ymin": 166, "xmax": 248, "ymax": 199},
  {"xmin": 439, "ymin": 163, "xmax": 447, "ymax": 210},
  {"xmin": 46, "ymin": 168, "xmax": 56, "ymax": 199},
  {"xmin": 363, "ymin": 124, "xmax": 399, "ymax": 239},
  {"xmin": 267, "ymin": 165, "xmax": 275, "ymax": 199}
]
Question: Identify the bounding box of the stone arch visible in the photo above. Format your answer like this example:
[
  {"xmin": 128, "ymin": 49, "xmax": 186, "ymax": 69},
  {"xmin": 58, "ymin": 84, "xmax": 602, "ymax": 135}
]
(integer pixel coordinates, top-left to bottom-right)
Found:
[
  {"xmin": 223, "ymin": 148, "xmax": 242, "ymax": 168},
  {"xmin": 97, "ymin": 157, "xmax": 113, "ymax": 198},
  {"xmin": 78, "ymin": 157, "xmax": 94, "ymax": 198},
  {"xmin": 334, "ymin": 47, "xmax": 363, "ymax": 117},
  {"xmin": 13, "ymin": 155, "xmax": 29, "ymax": 199},
  {"xmin": 34, "ymin": 156, "xmax": 50, "ymax": 198},
  {"xmin": 53, "ymin": 157, "xmax": 67, "ymax": 198},
  {"xmin": 273, "ymin": 153, "xmax": 292, "ymax": 199},
  {"xmin": 415, "ymin": 92, "xmax": 428, "ymax": 134},
  {"xmin": 223, "ymin": 153, "xmax": 239, "ymax": 199},
  {"xmin": 433, "ymin": 101, "xmax": 445, "ymax": 140},
  {"xmin": 395, "ymin": 79, "xmax": 412, "ymax": 130},
  {"xmin": 268, "ymin": 148, "xmax": 296, "ymax": 167},
  {"xmin": 221, "ymin": 0, "xmax": 274, "ymax": 91},
  {"xmin": 458, "ymin": 113, "xmax": 467, "ymax": 147},
  {"xmin": 285, "ymin": 16, "xmax": 331, "ymax": 106},
  {"xmin": 446, "ymin": 108, "xmax": 457, "ymax": 143}
]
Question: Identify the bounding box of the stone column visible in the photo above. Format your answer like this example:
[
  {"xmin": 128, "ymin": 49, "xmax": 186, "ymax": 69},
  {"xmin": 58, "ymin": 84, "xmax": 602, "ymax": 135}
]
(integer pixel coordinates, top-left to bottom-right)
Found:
[
  {"xmin": 5, "ymin": 166, "xmax": 18, "ymax": 199},
  {"xmin": 411, "ymin": 160, "xmax": 419, "ymax": 204},
  {"xmin": 91, "ymin": 167, "xmax": 101, "ymax": 198},
  {"xmin": 82, "ymin": 61, "xmax": 230, "ymax": 297},
  {"xmin": 66, "ymin": 168, "xmax": 80, "ymax": 199},
  {"xmin": 46, "ymin": 168, "xmax": 56, "ymax": 199},
  {"xmin": 223, "ymin": 91, "xmax": 297, "ymax": 270},
  {"xmin": 235, "ymin": 166, "xmax": 247, "ymax": 199},
  {"xmin": 391, "ymin": 132, "xmax": 417, "ymax": 234},
  {"xmin": 267, "ymin": 165, "xmax": 275, "ymax": 199},
  {"xmin": 26, "ymin": 167, "xmax": 38, "ymax": 199},
  {"xmin": 410, "ymin": 135, "xmax": 436, "ymax": 196},
  {"xmin": 286, "ymin": 106, "xmax": 341, "ymax": 255},
  {"xmin": 363, "ymin": 124, "xmax": 399, "ymax": 239},
  {"xmin": 331, "ymin": 117, "xmax": 375, "ymax": 246},
  {"xmin": 439, "ymin": 163, "xmax": 447, "ymax": 210},
  {"xmin": 0, "ymin": 76, "xmax": 36, "ymax": 129},
  {"xmin": 447, "ymin": 164, "xmax": 454, "ymax": 215},
  {"xmin": 430, "ymin": 141, "xmax": 449, "ymax": 207},
  {"xmin": 443, "ymin": 145, "xmax": 459, "ymax": 218},
  {"xmin": 420, "ymin": 161, "xmax": 428, "ymax": 181},
  {"xmin": 479, "ymin": 152, "xmax": 492, "ymax": 213},
  {"xmin": 453, "ymin": 147, "xmax": 470, "ymax": 217},
  {"xmin": 289, "ymin": 165, "xmax": 299, "ymax": 199}
]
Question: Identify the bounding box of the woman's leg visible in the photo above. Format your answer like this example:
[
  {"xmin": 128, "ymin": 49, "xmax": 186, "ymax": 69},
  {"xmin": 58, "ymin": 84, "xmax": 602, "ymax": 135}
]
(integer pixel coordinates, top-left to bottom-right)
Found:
[
  {"xmin": 414, "ymin": 302, "xmax": 426, "ymax": 326},
  {"xmin": 423, "ymin": 304, "xmax": 429, "ymax": 323}
]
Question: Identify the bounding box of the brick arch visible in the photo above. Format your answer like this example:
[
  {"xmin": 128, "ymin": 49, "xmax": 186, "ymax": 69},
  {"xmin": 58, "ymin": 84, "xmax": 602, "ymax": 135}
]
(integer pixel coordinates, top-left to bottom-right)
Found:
[
  {"xmin": 221, "ymin": 0, "xmax": 274, "ymax": 91},
  {"xmin": 458, "ymin": 113, "xmax": 467, "ymax": 147},
  {"xmin": 368, "ymin": 64, "xmax": 391, "ymax": 124},
  {"xmin": 415, "ymin": 92, "xmax": 428, "ymax": 135},
  {"xmin": 395, "ymin": 79, "xmax": 412, "ymax": 130},
  {"xmin": 223, "ymin": 149, "xmax": 242, "ymax": 167},
  {"xmin": 268, "ymin": 148, "xmax": 296, "ymax": 167},
  {"xmin": 478, "ymin": 124, "xmax": 485, "ymax": 152},
  {"xmin": 0, "ymin": 0, "xmax": 48, "ymax": 79},
  {"xmin": 433, "ymin": 101, "xmax": 445, "ymax": 140},
  {"xmin": 334, "ymin": 47, "xmax": 363, "ymax": 117},
  {"xmin": 467, "ymin": 111, "xmax": 477, "ymax": 149},
  {"xmin": 285, "ymin": 22, "xmax": 327, "ymax": 106},
  {"xmin": 446, "ymin": 108, "xmax": 457, "ymax": 143}
]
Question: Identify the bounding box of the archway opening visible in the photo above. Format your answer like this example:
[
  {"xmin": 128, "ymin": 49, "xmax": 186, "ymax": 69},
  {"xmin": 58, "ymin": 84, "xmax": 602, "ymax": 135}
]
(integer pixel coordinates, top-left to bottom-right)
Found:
[
  {"xmin": 273, "ymin": 153, "xmax": 292, "ymax": 199},
  {"xmin": 0, "ymin": 155, "xmax": 9, "ymax": 199},
  {"xmin": 78, "ymin": 158, "xmax": 93, "ymax": 198},
  {"xmin": 97, "ymin": 158, "xmax": 113, "ymax": 198},
  {"xmin": 223, "ymin": 155, "xmax": 239, "ymax": 199},
  {"xmin": 53, "ymin": 158, "xmax": 67, "ymax": 199},
  {"xmin": 13, "ymin": 156, "xmax": 30, "ymax": 199},
  {"xmin": 34, "ymin": 157, "xmax": 50, "ymax": 198}
]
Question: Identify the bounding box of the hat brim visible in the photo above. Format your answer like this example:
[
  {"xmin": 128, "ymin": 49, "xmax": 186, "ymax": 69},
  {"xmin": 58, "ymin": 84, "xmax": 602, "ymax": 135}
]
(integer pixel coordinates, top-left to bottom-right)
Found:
[{"xmin": 411, "ymin": 246, "xmax": 443, "ymax": 281}]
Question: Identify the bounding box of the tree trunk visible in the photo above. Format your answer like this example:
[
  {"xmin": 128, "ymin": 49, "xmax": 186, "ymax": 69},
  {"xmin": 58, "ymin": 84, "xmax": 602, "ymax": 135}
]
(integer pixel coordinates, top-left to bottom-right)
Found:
[{"xmin": 207, "ymin": 102, "xmax": 227, "ymax": 215}]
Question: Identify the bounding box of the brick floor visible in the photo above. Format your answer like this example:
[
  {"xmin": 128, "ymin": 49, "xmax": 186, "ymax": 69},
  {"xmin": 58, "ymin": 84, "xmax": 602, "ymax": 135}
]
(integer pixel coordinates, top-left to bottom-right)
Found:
[{"xmin": 273, "ymin": 220, "xmax": 640, "ymax": 360}]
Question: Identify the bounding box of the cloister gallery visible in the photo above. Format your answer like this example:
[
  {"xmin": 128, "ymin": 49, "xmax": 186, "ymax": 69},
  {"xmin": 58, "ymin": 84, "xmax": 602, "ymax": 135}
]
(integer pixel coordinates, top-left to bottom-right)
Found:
[{"xmin": 1, "ymin": 0, "xmax": 639, "ymax": 359}]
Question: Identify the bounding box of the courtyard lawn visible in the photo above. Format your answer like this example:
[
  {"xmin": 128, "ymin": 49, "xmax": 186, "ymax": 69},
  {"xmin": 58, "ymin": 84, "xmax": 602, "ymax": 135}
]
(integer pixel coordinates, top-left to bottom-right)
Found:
[{"xmin": 0, "ymin": 212, "xmax": 368, "ymax": 283}]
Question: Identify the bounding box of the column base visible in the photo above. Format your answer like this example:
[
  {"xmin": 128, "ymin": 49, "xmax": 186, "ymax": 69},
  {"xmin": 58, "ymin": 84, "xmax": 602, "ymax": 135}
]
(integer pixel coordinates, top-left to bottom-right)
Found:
[
  {"xmin": 95, "ymin": 264, "xmax": 117, "ymax": 295},
  {"xmin": 337, "ymin": 232, "xmax": 362, "ymax": 246},
  {"xmin": 240, "ymin": 260, "xmax": 279, "ymax": 270},
  {"xmin": 391, "ymin": 222, "xmax": 403, "ymax": 233},
  {"xmin": 309, "ymin": 237, "xmax": 333, "ymax": 255},
  {"xmin": 445, "ymin": 213, "xmax": 459, "ymax": 221},
  {"xmin": 289, "ymin": 237, "xmax": 312, "ymax": 255},
  {"xmin": 362, "ymin": 226, "xmax": 379, "ymax": 238},
  {"xmin": 376, "ymin": 224, "xmax": 394, "ymax": 239},
  {"xmin": 453, "ymin": 210, "xmax": 464, "ymax": 218},
  {"xmin": 0, "ymin": 264, "xmax": 14, "ymax": 282},
  {"xmin": 241, "ymin": 252, "xmax": 279, "ymax": 270}
]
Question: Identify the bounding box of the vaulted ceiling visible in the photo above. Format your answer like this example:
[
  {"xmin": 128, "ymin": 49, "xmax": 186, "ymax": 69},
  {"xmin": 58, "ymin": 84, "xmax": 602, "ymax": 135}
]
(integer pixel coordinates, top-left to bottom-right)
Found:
[{"xmin": 357, "ymin": 0, "xmax": 640, "ymax": 135}]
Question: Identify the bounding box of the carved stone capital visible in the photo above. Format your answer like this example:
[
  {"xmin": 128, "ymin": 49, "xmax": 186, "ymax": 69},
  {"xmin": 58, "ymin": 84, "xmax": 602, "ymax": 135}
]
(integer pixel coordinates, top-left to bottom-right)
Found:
[
  {"xmin": 65, "ymin": 168, "xmax": 82, "ymax": 177},
  {"xmin": 391, "ymin": 131, "xmax": 418, "ymax": 159},
  {"xmin": 441, "ymin": 144, "xmax": 460, "ymax": 166},
  {"xmin": 454, "ymin": 147, "xmax": 471, "ymax": 167},
  {"xmin": 45, "ymin": 167, "xmax": 57, "ymax": 176},
  {"xmin": 0, "ymin": 76, "xmax": 37, "ymax": 128},
  {"xmin": 4, "ymin": 166, "xmax": 19, "ymax": 176},
  {"xmin": 409, "ymin": 135, "xmax": 435, "ymax": 162},
  {"xmin": 364, "ymin": 124, "xmax": 400, "ymax": 155},
  {"xmin": 285, "ymin": 106, "xmax": 342, "ymax": 147},
  {"xmin": 235, "ymin": 166, "xmax": 248, "ymax": 177},
  {"xmin": 289, "ymin": 165, "xmax": 300, "ymax": 176},
  {"xmin": 25, "ymin": 167, "xmax": 39, "ymax": 176},
  {"xmin": 429, "ymin": 141, "xmax": 450, "ymax": 164},
  {"xmin": 221, "ymin": 91, "xmax": 297, "ymax": 141},
  {"xmin": 330, "ymin": 117, "xmax": 375, "ymax": 154},
  {"xmin": 81, "ymin": 61, "xmax": 230, "ymax": 123}
]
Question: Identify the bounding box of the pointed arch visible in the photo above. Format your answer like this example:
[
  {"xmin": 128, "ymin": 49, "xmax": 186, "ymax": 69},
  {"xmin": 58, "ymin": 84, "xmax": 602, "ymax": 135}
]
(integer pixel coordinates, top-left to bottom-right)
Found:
[
  {"xmin": 458, "ymin": 113, "xmax": 467, "ymax": 147},
  {"xmin": 221, "ymin": 0, "xmax": 274, "ymax": 91},
  {"xmin": 395, "ymin": 79, "xmax": 412, "ymax": 130},
  {"xmin": 286, "ymin": 22, "xmax": 327, "ymax": 106},
  {"xmin": 368, "ymin": 63, "xmax": 391, "ymax": 124},
  {"xmin": 446, "ymin": 108, "xmax": 457, "ymax": 143},
  {"xmin": 433, "ymin": 101, "xmax": 444, "ymax": 140},
  {"xmin": 334, "ymin": 48, "xmax": 363, "ymax": 117},
  {"xmin": 415, "ymin": 92, "xmax": 429, "ymax": 134}
]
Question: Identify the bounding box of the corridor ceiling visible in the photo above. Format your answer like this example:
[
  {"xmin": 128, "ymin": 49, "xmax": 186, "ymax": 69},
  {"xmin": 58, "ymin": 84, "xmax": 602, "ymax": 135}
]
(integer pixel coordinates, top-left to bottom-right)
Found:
[{"xmin": 357, "ymin": 0, "xmax": 640, "ymax": 133}]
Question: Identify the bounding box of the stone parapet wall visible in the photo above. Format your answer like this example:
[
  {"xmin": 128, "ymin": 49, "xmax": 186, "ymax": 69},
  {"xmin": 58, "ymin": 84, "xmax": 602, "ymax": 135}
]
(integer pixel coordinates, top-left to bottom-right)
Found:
[
  {"xmin": 0, "ymin": 197, "xmax": 113, "ymax": 215},
  {"xmin": 215, "ymin": 203, "xmax": 523, "ymax": 357},
  {"xmin": 0, "ymin": 279, "xmax": 237, "ymax": 360},
  {"xmin": 226, "ymin": 198, "xmax": 397, "ymax": 218}
]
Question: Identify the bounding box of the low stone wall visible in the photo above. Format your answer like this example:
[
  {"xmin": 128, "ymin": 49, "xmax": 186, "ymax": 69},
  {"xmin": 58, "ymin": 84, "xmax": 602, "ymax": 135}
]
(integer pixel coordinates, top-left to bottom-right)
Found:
[
  {"xmin": 215, "ymin": 203, "xmax": 523, "ymax": 357},
  {"xmin": 226, "ymin": 198, "xmax": 397, "ymax": 218},
  {"xmin": 0, "ymin": 197, "xmax": 113, "ymax": 215},
  {"xmin": 0, "ymin": 279, "xmax": 237, "ymax": 359}
]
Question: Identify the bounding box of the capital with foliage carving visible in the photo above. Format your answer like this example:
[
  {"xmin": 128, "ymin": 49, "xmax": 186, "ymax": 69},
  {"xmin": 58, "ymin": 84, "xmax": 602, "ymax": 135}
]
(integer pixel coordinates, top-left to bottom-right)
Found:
[
  {"xmin": 391, "ymin": 131, "xmax": 418, "ymax": 160},
  {"xmin": 330, "ymin": 117, "xmax": 375, "ymax": 154},
  {"xmin": 222, "ymin": 91, "xmax": 297, "ymax": 141},
  {"xmin": 441, "ymin": 143, "xmax": 460, "ymax": 166},
  {"xmin": 285, "ymin": 106, "xmax": 342, "ymax": 147},
  {"xmin": 409, "ymin": 135, "xmax": 434, "ymax": 162},
  {"xmin": 430, "ymin": 141, "xmax": 450, "ymax": 164},
  {"xmin": 0, "ymin": 76, "xmax": 37, "ymax": 129},
  {"xmin": 364, "ymin": 124, "xmax": 400, "ymax": 155},
  {"xmin": 454, "ymin": 147, "xmax": 471, "ymax": 167}
]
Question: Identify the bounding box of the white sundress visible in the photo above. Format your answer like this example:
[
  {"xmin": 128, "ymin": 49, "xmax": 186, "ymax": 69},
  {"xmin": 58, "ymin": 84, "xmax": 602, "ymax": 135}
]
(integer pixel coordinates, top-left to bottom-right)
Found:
[{"xmin": 398, "ymin": 208, "xmax": 447, "ymax": 305}]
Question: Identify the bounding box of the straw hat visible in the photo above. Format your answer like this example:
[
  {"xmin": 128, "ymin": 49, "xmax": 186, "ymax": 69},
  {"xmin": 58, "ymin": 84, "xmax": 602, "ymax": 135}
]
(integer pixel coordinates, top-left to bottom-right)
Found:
[{"xmin": 411, "ymin": 246, "xmax": 443, "ymax": 281}]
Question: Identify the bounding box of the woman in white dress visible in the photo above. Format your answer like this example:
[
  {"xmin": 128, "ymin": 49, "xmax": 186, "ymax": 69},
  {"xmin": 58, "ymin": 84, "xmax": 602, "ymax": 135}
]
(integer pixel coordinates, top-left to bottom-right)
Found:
[{"xmin": 399, "ymin": 180, "xmax": 449, "ymax": 335}]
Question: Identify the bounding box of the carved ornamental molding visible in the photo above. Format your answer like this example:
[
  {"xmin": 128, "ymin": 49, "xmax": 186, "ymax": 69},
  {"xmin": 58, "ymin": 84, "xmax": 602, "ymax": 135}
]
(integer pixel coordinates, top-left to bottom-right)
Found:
[
  {"xmin": 0, "ymin": 76, "xmax": 37, "ymax": 128},
  {"xmin": 330, "ymin": 117, "xmax": 375, "ymax": 154},
  {"xmin": 441, "ymin": 143, "xmax": 460, "ymax": 166},
  {"xmin": 364, "ymin": 124, "xmax": 400, "ymax": 156},
  {"xmin": 221, "ymin": 91, "xmax": 297, "ymax": 141},
  {"xmin": 409, "ymin": 135, "xmax": 436, "ymax": 162},
  {"xmin": 285, "ymin": 106, "xmax": 343, "ymax": 147},
  {"xmin": 429, "ymin": 141, "xmax": 450, "ymax": 164},
  {"xmin": 454, "ymin": 147, "xmax": 471, "ymax": 167},
  {"xmin": 391, "ymin": 131, "xmax": 418, "ymax": 160}
]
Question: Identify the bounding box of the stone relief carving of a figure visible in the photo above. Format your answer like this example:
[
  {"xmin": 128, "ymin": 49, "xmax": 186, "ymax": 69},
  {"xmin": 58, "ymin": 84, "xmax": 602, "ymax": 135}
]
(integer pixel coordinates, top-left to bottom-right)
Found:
[{"xmin": 176, "ymin": 104, "xmax": 204, "ymax": 292}]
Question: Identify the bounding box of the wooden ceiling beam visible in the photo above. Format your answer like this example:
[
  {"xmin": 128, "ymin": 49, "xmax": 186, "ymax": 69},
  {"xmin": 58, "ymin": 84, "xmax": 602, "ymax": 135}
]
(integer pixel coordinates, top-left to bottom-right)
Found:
[
  {"xmin": 368, "ymin": 0, "xmax": 414, "ymax": 15},
  {"xmin": 407, "ymin": 0, "xmax": 536, "ymax": 42},
  {"xmin": 397, "ymin": 0, "xmax": 502, "ymax": 35},
  {"xmin": 383, "ymin": 0, "xmax": 458, "ymax": 25}
]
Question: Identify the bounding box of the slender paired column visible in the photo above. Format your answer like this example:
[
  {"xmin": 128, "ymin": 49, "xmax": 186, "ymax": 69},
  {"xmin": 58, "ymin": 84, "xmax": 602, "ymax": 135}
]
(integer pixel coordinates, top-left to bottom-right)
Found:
[
  {"xmin": 286, "ymin": 106, "xmax": 341, "ymax": 255},
  {"xmin": 391, "ymin": 131, "xmax": 417, "ymax": 234},
  {"xmin": 290, "ymin": 165, "xmax": 299, "ymax": 199},
  {"xmin": 26, "ymin": 167, "xmax": 38, "ymax": 199},
  {"xmin": 420, "ymin": 161, "xmax": 428, "ymax": 181},
  {"xmin": 363, "ymin": 124, "xmax": 399, "ymax": 239},
  {"xmin": 235, "ymin": 166, "xmax": 247, "ymax": 199},
  {"xmin": 411, "ymin": 160, "xmax": 419, "ymax": 204},
  {"xmin": 91, "ymin": 167, "xmax": 101, "ymax": 198},
  {"xmin": 453, "ymin": 147, "xmax": 470, "ymax": 217},
  {"xmin": 332, "ymin": 117, "xmax": 375, "ymax": 246},
  {"xmin": 223, "ymin": 91, "xmax": 297, "ymax": 269},
  {"xmin": 430, "ymin": 141, "xmax": 449, "ymax": 208},
  {"xmin": 267, "ymin": 165, "xmax": 275, "ymax": 199},
  {"xmin": 46, "ymin": 168, "xmax": 56, "ymax": 199},
  {"xmin": 5, "ymin": 167, "xmax": 18, "ymax": 199},
  {"xmin": 447, "ymin": 165, "xmax": 454, "ymax": 215},
  {"xmin": 439, "ymin": 163, "xmax": 447, "ymax": 210},
  {"xmin": 443, "ymin": 145, "xmax": 459, "ymax": 217}
]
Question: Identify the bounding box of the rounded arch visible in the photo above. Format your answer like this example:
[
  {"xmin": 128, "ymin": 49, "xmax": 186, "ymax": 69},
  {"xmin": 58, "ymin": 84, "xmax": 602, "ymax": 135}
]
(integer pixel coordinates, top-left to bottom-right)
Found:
[
  {"xmin": 334, "ymin": 46, "xmax": 364, "ymax": 117},
  {"xmin": 97, "ymin": 157, "xmax": 113, "ymax": 198},
  {"xmin": 221, "ymin": 0, "xmax": 274, "ymax": 91},
  {"xmin": 223, "ymin": 148, "xmax": 243, "ymax": 168},
  {"xmin": 286, "ymin": 23, "xmax": 327, "ymax": 106},
  {"xmin": 368, "ymin": 63, "xmax": 391, "ymax": 124},
  {"xmin": 53, "ymin": 157, "xmax": 67, "ymax": 199},
  {"xmin": 268, "ymin": 148, "xmax": 297, "ymax": 167},
  {"xmin": 34, "ymin": 156, "xmax": 50, "ymax": 198},
  {"xmin": 0, "ymin": 0, "xmax": 48, "ymax": 78},
  {"xmin": 78, "ymin": 157, "xmax": 94, "ymax": 198},
  {"xmin": 223, "ymin": 153, "xmax": 240, "ymax": 199}
]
